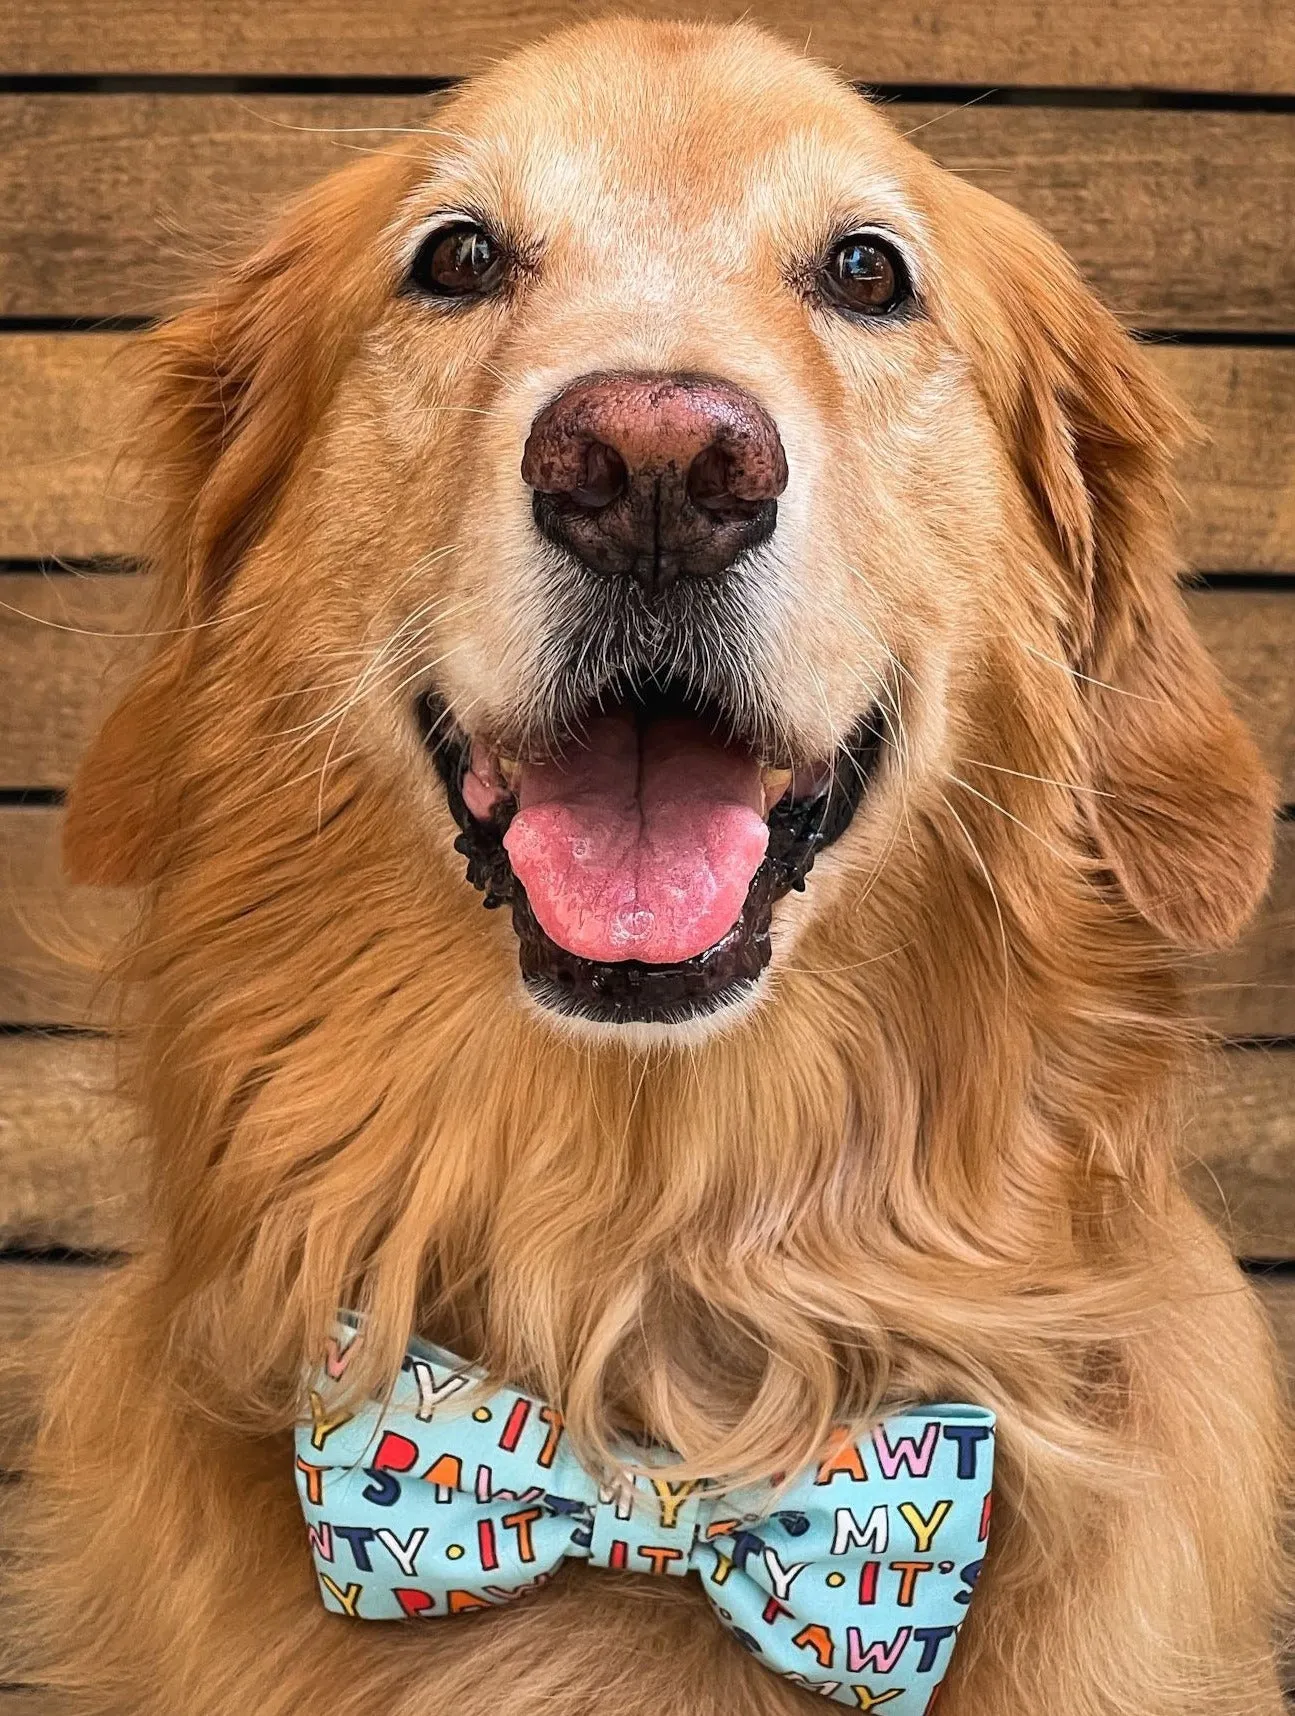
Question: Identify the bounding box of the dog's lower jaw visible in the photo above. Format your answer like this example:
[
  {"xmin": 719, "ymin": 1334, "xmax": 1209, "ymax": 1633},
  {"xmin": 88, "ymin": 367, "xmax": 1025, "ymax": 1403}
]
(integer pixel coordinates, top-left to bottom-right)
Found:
[{"xmin": 519, "ymin": 961, "xmax": 773, "ymax": 1050}]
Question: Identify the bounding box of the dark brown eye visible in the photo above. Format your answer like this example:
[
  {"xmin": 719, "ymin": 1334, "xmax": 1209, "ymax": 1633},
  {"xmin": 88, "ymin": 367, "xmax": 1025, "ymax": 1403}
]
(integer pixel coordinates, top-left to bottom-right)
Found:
[
  {"xmin": 408, "ymin": 223, "xmax": 505, "ymax": 299},
  {"xmin": 822, "ymin": 233, "xmax": 912, "ymax": 317}
]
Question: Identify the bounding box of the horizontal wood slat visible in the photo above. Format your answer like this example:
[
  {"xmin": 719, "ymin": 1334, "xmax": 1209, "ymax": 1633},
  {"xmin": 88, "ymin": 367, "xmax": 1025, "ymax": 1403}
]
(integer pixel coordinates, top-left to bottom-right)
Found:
[
  {"xmin": 0, "ymin": 337, "xmax": 138, "ymax": 563},
  {"xmin": 0, "ymin": 1037, "xmax": 143, "ymax": 1252},
  {"xmin": 0, "ymin": 99, "xmax": 1292, "ymax": 326},
  {"xmin": 0, "ymin": 575, "xmax": 148, "ymax": 791},
  {"xmin": 2, "ymin": 814, "xmax": 1292, "ymax": 1033},
  {"xmin": 2, "ymin": 337, "xmax": 1293, "ymax": 572},
  {"xmin": 1182, "ymin": 1051, "xmax": 1295, "ymax": 1258},
  {"xmin": 2, "ymin": 1035, "xmax": 1291, "ymax": 1258},
  {"xmin": 1155, "ymin": 347, "xmax": 1295, "ymax": 576},
  {"xmin": 3, "ymin": 0, "xmax": 1292, "ymax": 91},
  {"xmin": 2, "ymin": 578, "xmax": 1292, "ymax": 797}
]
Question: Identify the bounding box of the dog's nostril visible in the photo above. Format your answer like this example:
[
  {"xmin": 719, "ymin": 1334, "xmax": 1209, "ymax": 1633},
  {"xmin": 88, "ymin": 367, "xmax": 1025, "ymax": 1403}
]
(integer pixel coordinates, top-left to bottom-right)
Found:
[
  {"xmin": 570, "ymin": 441, "xmax": 628, "ymax": 511},
  {"xmin": 687, "ymin": 443, "xmax": 747, "ymax": 517}
]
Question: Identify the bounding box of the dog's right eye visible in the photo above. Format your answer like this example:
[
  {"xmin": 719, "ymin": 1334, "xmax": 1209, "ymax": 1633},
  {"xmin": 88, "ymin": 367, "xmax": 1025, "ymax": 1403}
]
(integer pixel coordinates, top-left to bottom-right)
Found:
[{"xmin": 408, "ymin": 223, "xmax": 505, "ymax": 299}]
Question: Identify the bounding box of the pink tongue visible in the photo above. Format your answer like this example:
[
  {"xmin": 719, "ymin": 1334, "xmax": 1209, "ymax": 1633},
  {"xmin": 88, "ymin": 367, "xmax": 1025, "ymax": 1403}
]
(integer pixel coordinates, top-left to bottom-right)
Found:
[{"xmin": 503, "ymin": 713, "xmax": 769, "ymax": 964}]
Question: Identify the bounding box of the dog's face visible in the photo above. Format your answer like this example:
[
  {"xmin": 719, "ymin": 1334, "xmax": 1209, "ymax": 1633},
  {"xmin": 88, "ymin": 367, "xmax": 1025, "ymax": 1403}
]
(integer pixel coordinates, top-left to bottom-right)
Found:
[
  {"xmin": 364, "ymin": 29, "xmax": 996, "ymax": 1034},
  {"xmin": 68, "ymin": 20, "xmax": 1272, "ymax": 1055}
]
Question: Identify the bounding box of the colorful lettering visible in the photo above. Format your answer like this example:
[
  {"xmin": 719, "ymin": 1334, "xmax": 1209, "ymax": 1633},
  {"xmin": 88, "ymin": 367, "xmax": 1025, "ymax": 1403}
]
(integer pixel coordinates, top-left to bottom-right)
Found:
[
  {"xmin": 498, "ymin": 1397, "xmax": 532, "ymax": 1452},
  {"xmin": 849, "ymin": 1688, "xmax": 904, "ymax": 1711},
  {"xmin": 597, "ymin": 1480, "xmax": 633, "ymax": 1521},
  {"xmin": 832, "ymin": 1505, "xmax": 888, "ymax": 1556},
  {"xmin": 375, "ymin": 1526, "xmax": 427, "ymax": 1577},
  {"xmin": 762, "ymin": 1548, "xmax": 809, "ymax": 1602},
  {"xmin": 333, "ymin": 1524, "xmax": 377, "ymax": 1571},
  {"xmin": 307, "ymin": 1389, "xmax": 352, "ymax": 1452},
  {"xmin": 536, "ymin": 1404, "xmax": 564, "ymax": 1468},
  {"xmin": 871, "ymin": 1421, "xmax": 939, "ymax": 1481},
  {"xmin": 394, "ymin": 1587, "xmax": 434, "ymax": 1617},
  {"xmin": 502, "ymin": 1505, "xmax": 544, "ymax": 1563},
  {"xmin": 897, "ymin": 1500, "xmax": 952, "ymax": 1554},
  {"xmin": 422, "ymin": 1453, "xmax": 463, "ymax": 1502},
  {"xmin": 637, "ymin": 1545, "xmax": 684, "ymax": 1576},
  {"xmin": 891, "ymin": 1562, "xmax": 934, "ymax": 1608},
  {"xmin": 815, "ymin": 1428, "xmax": 868, "ymax": 1485},
  {"xmin": 324, "ymin": 1334, "xmax": 358, "ymax": 1380},
  {"xmin": 941, "ymin": 1424, "xmax": 990, "ymax": 1481},
  {"xmin": 362, "ymin": 1430, "xmax": 419, "ymax": 1507},
  {"xmin": 318, "ymin": 1574, "xmax": 362, "ymax": 1616},
  {"xmin": 649, "ymin": 1478, "xmax": 696, "ymax": 1529},
  {"xmin": 409, "ymin": 1360, "xmax": 470, "ymax": 1423},
  {"xmin": 794, "ymin": 1625, "xmax": 836, "ymax": 1669},
  {"xmin": 294, "ymin": 1457, "xmax": 326, "ymax": 1506},
  {"xmin": 447, "ymin": 1590, "xmax": 492, "ymax": 1613},
  {"xmin": 847, "ymin": 1626, "xmax": 911, "ymax": 1675},
  {"xmin": 306, "ymin": 1520, "xmax": 333, "ymax": 1562},
  {"xmin": 912, "ymin": 1626, "xmax": 957, "ymax": 1674},
  {"xmin": 784, "ymin": 1674, "xmax": 843, "ymax": 1697}
]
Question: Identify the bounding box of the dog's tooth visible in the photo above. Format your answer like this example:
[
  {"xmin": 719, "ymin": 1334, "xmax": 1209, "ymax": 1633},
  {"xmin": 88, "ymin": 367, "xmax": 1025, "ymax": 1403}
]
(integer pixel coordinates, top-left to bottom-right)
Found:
[
  {"xmin": 761, "ymin": 766, "xmax": 793, "ymax": 811},
  {"xmin": 498, "ymin": 756, "xmax": 522, "ymax": 791}
]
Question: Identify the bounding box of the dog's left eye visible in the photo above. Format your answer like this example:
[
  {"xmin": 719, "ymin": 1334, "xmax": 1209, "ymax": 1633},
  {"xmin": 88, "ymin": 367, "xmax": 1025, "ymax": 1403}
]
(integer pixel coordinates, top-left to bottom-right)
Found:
[
  {"xmin": 821, "ymin": 233, "xmax": 912, "ymax": 317},
  {"xmin": 408, "ymin": 223, "xmax": 505, "ymax": 299}
]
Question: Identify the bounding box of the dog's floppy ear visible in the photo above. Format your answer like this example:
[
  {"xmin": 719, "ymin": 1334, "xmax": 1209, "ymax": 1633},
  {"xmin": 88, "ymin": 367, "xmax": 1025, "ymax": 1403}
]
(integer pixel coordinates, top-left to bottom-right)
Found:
[
  {"xmin": 64, "ymin": 150, "xmax": 414, "ymax": 886},
  {"xmin": 950, "ymin": 185, "xmax": 1275, "ymax": 950}
]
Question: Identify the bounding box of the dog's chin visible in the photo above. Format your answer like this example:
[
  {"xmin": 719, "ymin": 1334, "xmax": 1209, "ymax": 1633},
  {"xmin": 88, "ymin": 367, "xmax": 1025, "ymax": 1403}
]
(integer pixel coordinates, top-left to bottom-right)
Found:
[{"xmin": 416, "ymin": 681, "xmax": 885, "ymax": 1031}]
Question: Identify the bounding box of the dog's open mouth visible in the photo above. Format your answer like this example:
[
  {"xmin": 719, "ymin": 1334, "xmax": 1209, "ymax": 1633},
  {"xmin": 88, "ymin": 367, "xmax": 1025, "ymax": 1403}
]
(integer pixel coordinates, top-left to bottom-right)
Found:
[{"xmin": 418, "ymin": 684, "xmax": 884, "ymax": 1024}]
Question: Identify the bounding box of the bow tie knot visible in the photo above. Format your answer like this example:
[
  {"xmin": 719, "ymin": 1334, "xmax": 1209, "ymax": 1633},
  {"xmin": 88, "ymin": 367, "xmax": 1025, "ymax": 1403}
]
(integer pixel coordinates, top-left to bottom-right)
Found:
[{"xmin": 295, "ymin": 1321, "xmax": 995, "ymax": 1713}]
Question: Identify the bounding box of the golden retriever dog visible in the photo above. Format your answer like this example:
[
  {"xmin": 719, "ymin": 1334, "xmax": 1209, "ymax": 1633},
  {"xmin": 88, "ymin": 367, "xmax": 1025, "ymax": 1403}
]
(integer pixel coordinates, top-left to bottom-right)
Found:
[{"xmin": 8, "ymin": 17, "xmax": 1287, "ymax": 1716}]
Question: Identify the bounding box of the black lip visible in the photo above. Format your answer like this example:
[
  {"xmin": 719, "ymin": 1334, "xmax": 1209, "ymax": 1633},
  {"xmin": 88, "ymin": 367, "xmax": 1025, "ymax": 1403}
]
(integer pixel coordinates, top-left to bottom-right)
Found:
[{"xmin": 417, "ymin": 693, "xmax": 885, "ymax": 1025}]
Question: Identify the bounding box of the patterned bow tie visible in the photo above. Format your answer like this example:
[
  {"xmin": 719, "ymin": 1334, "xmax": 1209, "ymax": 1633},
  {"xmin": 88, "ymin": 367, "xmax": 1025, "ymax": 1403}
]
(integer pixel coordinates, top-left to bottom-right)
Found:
[{"xmin": 295, "ymin": 1321, "xmax": 994, "ymax": 1713}]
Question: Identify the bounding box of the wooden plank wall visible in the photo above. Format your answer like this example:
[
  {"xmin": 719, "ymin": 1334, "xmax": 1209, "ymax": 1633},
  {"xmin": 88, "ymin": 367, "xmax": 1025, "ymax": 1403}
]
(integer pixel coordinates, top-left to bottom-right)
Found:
[{"xmin": 1, "ymin": 4, "xmax": 1293, "ymax": 1704}]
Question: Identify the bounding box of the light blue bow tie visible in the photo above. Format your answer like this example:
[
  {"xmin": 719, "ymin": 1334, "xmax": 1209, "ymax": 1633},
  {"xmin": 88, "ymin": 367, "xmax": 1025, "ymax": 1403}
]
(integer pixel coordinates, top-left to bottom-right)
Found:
[{"xmin": 294, "ymin": 1321, "xmax": 994, "ymax": 1713}]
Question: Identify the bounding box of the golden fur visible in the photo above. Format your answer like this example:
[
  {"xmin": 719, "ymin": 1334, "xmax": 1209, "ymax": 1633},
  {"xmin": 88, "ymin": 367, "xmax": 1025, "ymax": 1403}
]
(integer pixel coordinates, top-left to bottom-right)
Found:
[{"xmin": 6, "ymin": 18, "xmax": 1288, "ymax": 1714}]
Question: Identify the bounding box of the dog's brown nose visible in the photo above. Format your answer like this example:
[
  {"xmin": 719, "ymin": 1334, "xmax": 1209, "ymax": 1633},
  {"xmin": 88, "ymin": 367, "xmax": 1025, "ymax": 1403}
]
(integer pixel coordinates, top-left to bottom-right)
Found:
[{"xmin": 521, "ymin": 373, "xmax": 788, "ymax": 596}]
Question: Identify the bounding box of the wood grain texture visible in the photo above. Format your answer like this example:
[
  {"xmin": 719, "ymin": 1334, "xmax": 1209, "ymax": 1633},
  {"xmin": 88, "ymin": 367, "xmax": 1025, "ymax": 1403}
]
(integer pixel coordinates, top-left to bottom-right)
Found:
[
  {"xmin": 1, "ymin": 579, "xmax": 1292, "ymax": 795},
  {"xmin": 2, "ymin": 0, "xmax": 1292, "ymax": 90},
  {"xmin": 0, "ymin": 98, "xmax": 1291, "ymax": 327},
  {"xmin": 0, "ymin": 1036, "xmax": 143, "ymax": 1252},
  {"xmin": 0, "ymin": 574, "xmax": 148, "ymax": 791},
  {"xmin": 1184, "ymin": 1050, "xmax": 1295, "ymax": 1258},
  {"xmin": 1, "ymin": 811, "xmax": 1291, "ymax": 1031},
  {"xmin": 1, "ymin": 1034, "xmax": 1289, "ymax": 1257},
  {"xmin": 2, "ymin": 337, "xmax": 1294, "ymax": 570},
  {"xmin": 1162, "ymin": 347, "xmax": 1295, "ymax": 576},
  {"xmin": 0, "ymin": 335, "xmax": 139, "ymax": 564}
]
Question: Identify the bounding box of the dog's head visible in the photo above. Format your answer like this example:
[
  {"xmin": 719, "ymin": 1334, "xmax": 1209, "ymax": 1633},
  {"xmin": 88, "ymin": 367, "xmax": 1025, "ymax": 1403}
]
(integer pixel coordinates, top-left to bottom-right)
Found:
[
  {"xmin": 68, "ymin": 20, "xmax": 1272, "ymax": 1048},
  {"xmin": 62, "ymin": 15, "xmax": 1276, "ymax": 1468}
]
